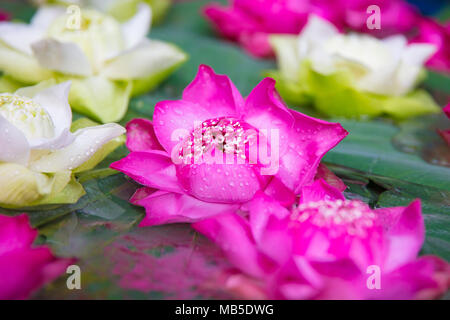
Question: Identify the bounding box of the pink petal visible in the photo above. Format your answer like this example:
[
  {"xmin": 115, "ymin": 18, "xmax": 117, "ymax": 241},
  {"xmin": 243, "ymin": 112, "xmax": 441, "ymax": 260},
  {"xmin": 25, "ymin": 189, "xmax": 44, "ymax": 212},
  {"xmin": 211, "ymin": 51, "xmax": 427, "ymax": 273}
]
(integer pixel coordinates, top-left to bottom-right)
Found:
[
  {"xmin": 129, "ymin": 187, "xmax": 157, "ymax": 205},
  {"xmin": 242, "ymin": 77, "xmax": 294, "ymax": 156},
  {"xmin": 270, "ymin": 256, "xmax": 323, "ymax": 300},
  {"xmin": 0, "ymin": 214, "xmax": 72, "ymax": 299},
  {"xmin": 182, "ymin": 65, "xmax": 244, "ymax": 116},
  {"xmin": 278, "ymin": 110, "xmax": 348, "ymax": 193},
  {"xmin": 0, "ymin": 214, "xmax": 36, "ymax": 256},
  {"xmin": 263, "ymin": 177, "xmax": 296, "ymax": 207},
  {"xmin": 175, "ymin": 162, "xmax": 265, "ymax": 204},
  {"xmin": 345, "ymin": 0, "xmax": 418, "ymax": 36},
  {"xmin": 248, "ymin": 192, "xmax": 292, "ymax": 264},
  {"xmin": 366, "ymin": 255, "xmax": 450, "ymax": 300},
  {"xmin": 299, "ymin": 179, "xmax": 345, "ymax": 205},
  {"xmin": 438, "ymin": 129, "xmax": 450, "ymax": 146},
  {"xmin": 153, "ymin": 100, "xmax": 212, "ymax": 154},
  {"xmin": 412, "ymin": 18, "xmax": 450, "ymax": 73},
  {"xmin": 125, "ymin": 118, "xmax": 163, "ymax": 152},
  {"xmin": 248, "ymin": 192, "xmax": 290, "ymax": 242},
  {"xmin": 203, "ymin": 3, "xmax": 259, "ymax": 41},
  {"xmin": 110, "ymin": 151, "xmax": 183, "ymax": 194},
  {"xmin": 137, "ymin": 191, "xmax": 240, "ymax": 226},
  {"xmin": 382, "ymin": 200, "xmax": 425, "ymax": 272},
  {"xmin": 314, "ymin": 163, "xmax": 346, "ymax": 192},
  {"xmin": 239, "ymin": 32, "xmax": 273, "ymax": 57},
  {"xmin": 444, "ymin": 104, "xmax": 450, "ymax": 119},
  {"xmin": 193, "ymin": 213, "xmax": 273, "ymax": 278},
  {"xmin": 0, "ymin": 10, "xmax": 9, "ymax": 22},
  {"xmin": 0, "ymin": 249, "xmax": 62, "ymax": 299}
]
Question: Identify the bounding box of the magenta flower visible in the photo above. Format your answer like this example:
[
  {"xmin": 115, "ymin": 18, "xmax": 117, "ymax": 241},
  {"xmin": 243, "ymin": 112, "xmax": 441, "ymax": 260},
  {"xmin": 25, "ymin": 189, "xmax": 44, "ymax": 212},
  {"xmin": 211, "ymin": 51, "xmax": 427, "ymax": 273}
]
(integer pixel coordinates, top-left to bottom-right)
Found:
[
  {"xmin": 111, "ymin": 65, "xmax": 347, "ymax": 226},
  {"xmin": 203, "ymin": 0, "xmax": 420, "ymax": 57},
  {"xmin": 438, "ymin": 104, "xmax": 450, "ymax": 146},
  {"xmin": 342, "ymin": 0, "xmax": 418, "ymax": 37},
  {"xmin": 0, "ymin": 10, "xmax": 9, "ymax": 22},
  {"xmin": 412, "ymin": 18, "xmax": 450, "ymax": 74},
  {"xmin": 0, "ymin": 214, "xmax": 72, "ymax": 299},
  {"xmin": 203, "ymin": 0, "xmax": 343, "ymax": 57},
  {"xmin": 194, "ymin": 180, "xmax": 450, "ymax": 299}
]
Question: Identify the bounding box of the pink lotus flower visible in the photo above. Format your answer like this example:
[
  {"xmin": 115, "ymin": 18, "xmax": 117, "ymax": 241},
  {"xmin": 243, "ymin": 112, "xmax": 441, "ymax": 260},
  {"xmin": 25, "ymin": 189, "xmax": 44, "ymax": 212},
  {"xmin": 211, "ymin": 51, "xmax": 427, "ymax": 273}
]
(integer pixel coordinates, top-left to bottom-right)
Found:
[
  {"xmin": 0, "ymin": 214, "xmax": 72, "ymax": 299},
  {"xmin": 203, "ymin": 0, "xmax": 419, "ymax": 57},
  {"xmin": 204, "ymin": 0, "xmax": 344, "ymax": 57},
  {"xmin": 0, "ymin": 10, "xmax": 9, "ymax": 22},
  {"xmin": 342, "ymin": 0, "xmax": 419, "ymax": 37},
  {"xmin": 194, "ymin": 180, "xmax": 450, "ymax": 299},
  {"xmin": 111, "ymin": 65, "xmax": 347, "ymax": 226},
  {"xmin": 412, "ymin": 18, "xmax": 450, "ymax": 74},
  {"xmin": 438, "ymin": 104, "xmax": 450, "ymax": 146}
]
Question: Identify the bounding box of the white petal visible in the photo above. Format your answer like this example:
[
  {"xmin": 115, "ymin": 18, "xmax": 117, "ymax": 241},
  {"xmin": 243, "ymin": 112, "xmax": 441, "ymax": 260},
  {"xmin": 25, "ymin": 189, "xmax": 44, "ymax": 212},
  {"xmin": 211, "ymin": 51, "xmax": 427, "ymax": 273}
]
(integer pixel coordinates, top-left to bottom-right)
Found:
[
  {"xmin": 0, "ymin": 41, "xmax": 52, "ymax": 84},
  {"xmin": 29, "ymin": 123, "xmax": 125, "ymax": 173},
  {"xmin": 102, "ymin": 39, "xmax": 186, "ymax": 79},
  {"xmin": 121, "ymin": 3, "xmax": 152, "ymax": 50},
  {"xmin": 297, "ymin": 14, "xmax": 339, "ymax": 58},
  {"xmin": 0, "ymin": 115, "xmax": 30, "ymax": 165},
  {"xmin": 383, "ymin": 35, "xmax": 407, "ymax": 59},
  {"xmin": 0, "ymin": 22, "xmax": 44, "ymax": 55},
  {"xmin": 269, "ymin": 35, "xmax": 301, "ymax": 81},
  {"xmin": 31, "ymin": 81, "xmax": 75, "ymax": 150},
  {"xmin": 402, "ymin": 43, "xmax": 437, "ymax": 66},
  {"xmin": 14, "ymin": 80, "xmax": 57, "ymax": 98},
  {"xmin": 31, "ymin": 39, "xmax": 93, "ymax": 76},
  {"xmin": 392, "ymin": 43, "xmax": 437, "ymax": 96},
  {"xmin": 30, "ymin": 6, "xmax": 66, "ymax": 31}
]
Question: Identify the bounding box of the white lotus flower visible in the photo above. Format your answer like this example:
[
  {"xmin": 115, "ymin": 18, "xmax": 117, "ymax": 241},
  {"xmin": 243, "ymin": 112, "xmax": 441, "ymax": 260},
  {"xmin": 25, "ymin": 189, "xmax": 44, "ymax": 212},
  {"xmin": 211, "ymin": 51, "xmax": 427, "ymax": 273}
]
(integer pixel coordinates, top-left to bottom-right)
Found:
[
  {"xmin": 0, "ymin": 4, "xmax": 187, "ymax": 122},
  {"xmin": 34, "ymin": 0, "xmax": 172, "ymax": 24},
  {"xmin": 275, "ymin": 15, "xmax": 437, "ymax": 96},
  {"xmin": 0, "ymin": 81, "xmax": 125, "ymax": 208}
]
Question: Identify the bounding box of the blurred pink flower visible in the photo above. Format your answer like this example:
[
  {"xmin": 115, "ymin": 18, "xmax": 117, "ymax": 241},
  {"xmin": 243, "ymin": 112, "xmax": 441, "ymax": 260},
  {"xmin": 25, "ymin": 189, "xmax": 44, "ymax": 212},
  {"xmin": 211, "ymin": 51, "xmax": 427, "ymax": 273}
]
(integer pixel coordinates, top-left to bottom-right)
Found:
[
  {"xmin": 194, "ymin": 180, "xmax": 450, "ymax": 299},
  {"xmin": 204, "ymin": 0, "xmax": 344, "ymax": 57},
  {"xmin": 203, "ymin": 0, "xmax": 420, "ymax": 57},
  {"xmin": 342, "ymin": 0, "xmax": 419, "ymax": 37},
  {"xmin": 412, "ymin": 18, "xmax": 450, "ymax": 74},
  {"xmin": 0, "ymin": 10, "xmax": 9, "ymax": 22},
  {"xmin": 438, "ymin": 104, "xmax": 450, "ymax": 146},
  {"xmin": 0, "ymin": 214, "xmax": 72, "ymax": 299},
  {"xmin": 111, "ymin": 65, "xmax": 347, "ymax": 226}
]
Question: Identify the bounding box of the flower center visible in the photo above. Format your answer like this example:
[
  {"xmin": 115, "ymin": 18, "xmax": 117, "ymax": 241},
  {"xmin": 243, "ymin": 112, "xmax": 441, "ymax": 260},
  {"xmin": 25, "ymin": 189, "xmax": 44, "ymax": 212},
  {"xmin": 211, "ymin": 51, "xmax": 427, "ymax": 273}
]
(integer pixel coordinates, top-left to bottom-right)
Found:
[
  {"xmin": 291, "ymin": 200, "xmax": 377, "ymax": 237},
  {"xmin": 177, "ymin": 117, "xmax": 257, "ymax": 164},
  {"xmin": 47, "ymin": 10, "xmax": 125, "ymax": 73},
  {"xmin": 0, "ymin": 94, "xmax": 55, "ymax": 141}
]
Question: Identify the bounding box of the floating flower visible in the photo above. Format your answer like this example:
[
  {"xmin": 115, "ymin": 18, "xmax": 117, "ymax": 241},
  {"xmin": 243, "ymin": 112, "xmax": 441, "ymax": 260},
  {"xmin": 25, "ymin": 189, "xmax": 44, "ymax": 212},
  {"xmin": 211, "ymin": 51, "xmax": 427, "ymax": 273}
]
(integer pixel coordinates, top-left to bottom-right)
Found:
[
  {"xmin": 268, "ymin": 15, "xmax": 440, "ymax": 119},
  {"xmin": 111, "ymin": 65, "xmax": 347, "ymax": 226},
  {"xmin": 411, "ymin": 17, "xmax": 450, "ymax": 74},
  {"xmin": 0, "ymin": 214, "xmax": 72, "ymax": 299},
  {"xmin": 0, "ymin": 4, "xmax": 187, "ymax": 123},
  {"xmin": 0, "ymin": 81, "xmax": 125, "ymax": 208},
  {"xmin": 438, "ymin": 103, "xmax": 450, "ymax": 146},
  {"xmin": 203, "ymin": 0, "xmax": 343, "ymax": 57},
  {"xmin": 35, "ymin": 0, "xmax": 172, "ymax": 24},
  {"xmin": 194, "ymin": 180, "xmax": 450, "ymax": 299}
]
